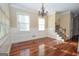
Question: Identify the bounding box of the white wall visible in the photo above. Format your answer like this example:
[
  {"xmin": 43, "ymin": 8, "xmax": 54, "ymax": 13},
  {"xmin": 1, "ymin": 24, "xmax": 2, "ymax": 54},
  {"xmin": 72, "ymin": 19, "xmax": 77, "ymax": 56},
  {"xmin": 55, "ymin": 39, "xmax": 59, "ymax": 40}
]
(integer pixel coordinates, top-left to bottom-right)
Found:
[{"xmin": 47, "ymin": 12, "xmax": 56, "ymax": 38}]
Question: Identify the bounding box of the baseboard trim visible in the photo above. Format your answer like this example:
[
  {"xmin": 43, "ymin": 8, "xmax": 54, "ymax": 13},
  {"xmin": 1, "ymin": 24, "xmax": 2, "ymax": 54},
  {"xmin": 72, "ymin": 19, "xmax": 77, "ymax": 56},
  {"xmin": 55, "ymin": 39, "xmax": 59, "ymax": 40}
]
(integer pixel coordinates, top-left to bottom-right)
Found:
[{"xmin": 12, "ymin": 37, "xmax": 48, "ymax": 44}]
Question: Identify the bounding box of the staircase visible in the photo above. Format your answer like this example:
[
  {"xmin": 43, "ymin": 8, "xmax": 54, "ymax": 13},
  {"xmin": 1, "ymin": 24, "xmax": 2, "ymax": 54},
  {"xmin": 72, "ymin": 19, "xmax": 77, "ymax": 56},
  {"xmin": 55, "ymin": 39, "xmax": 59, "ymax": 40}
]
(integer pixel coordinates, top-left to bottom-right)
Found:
[
  {"xmin": 55, "ymin": 25, "xmax": 66, "ymax": 42},
  {"xmin": 54, "ymin": 32, "xmax": 64, "ymax": 42}
]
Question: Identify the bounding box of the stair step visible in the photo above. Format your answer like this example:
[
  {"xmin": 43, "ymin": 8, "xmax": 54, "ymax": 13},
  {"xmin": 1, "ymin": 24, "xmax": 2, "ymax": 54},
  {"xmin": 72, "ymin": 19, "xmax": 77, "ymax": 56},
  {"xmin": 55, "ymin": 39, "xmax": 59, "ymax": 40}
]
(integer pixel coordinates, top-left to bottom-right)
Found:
[
  {"xmin": 56, "ymin": 37, "xmax": 61, "ymax": 39},
  {"xmin": 56, "ymin": 34, "xmax": 59, "ymax": 36},
  {"xmin": 53, "ymin": 32, "xmax": 64, "ymax": 41}
]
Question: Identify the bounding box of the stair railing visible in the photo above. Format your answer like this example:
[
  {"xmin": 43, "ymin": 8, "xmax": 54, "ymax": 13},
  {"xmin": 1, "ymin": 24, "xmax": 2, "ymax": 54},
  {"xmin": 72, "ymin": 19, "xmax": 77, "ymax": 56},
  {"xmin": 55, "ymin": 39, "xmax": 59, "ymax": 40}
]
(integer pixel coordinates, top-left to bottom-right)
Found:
[{"xmin": 56, "ymin": 25, "xmax": 67, "ymax": 41}]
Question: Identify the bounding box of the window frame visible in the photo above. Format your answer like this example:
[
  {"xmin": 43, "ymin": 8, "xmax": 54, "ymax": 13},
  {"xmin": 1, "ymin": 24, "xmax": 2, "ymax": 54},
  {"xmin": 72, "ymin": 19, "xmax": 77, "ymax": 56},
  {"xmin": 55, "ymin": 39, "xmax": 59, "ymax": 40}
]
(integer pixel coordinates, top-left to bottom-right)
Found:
[
  {"xmin": 38, "ymin": 18, "xmax": 45, "ymax": 31},
  {"xmin": 17, "ymin": 15, "xmax": 30, "ymax": 32}
]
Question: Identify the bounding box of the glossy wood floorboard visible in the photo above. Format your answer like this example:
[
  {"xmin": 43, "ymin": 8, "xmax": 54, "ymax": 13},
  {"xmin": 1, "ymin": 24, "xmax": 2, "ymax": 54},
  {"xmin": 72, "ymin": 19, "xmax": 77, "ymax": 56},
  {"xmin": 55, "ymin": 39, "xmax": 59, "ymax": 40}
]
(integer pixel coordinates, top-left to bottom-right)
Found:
[{"xmin": 10, "ymin": 37, "xmax": 78, "ymax": 56}]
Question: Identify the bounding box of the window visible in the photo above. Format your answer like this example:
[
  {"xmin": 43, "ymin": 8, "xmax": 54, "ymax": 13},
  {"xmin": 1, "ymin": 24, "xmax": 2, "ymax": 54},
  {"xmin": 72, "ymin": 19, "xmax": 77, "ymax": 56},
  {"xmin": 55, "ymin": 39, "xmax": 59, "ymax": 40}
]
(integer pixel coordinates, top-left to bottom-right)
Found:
[
  {"xmin": 38, "ymin": 18, "xmax": 45, "ymax": 31},
  {"xmin": 17, "ymin": 15, "xmax": 30, "ymax": 31}
]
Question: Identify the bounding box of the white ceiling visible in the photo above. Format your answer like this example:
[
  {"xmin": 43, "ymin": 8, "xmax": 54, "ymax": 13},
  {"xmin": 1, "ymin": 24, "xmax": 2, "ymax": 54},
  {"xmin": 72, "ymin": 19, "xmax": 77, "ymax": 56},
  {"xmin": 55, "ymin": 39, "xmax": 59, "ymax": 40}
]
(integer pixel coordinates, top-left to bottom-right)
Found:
[{"xmin": 11, "ymin": 3, "xmax": 79, "ymax": 14}]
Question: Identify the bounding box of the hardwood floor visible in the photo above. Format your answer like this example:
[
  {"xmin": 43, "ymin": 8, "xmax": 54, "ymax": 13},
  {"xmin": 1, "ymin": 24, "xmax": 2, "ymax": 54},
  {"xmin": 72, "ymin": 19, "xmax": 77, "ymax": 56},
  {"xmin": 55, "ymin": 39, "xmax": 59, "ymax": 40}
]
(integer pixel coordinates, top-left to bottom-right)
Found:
[{"xmin": 9, "ymin": 37, "xmax": 78, "ymax": 56}]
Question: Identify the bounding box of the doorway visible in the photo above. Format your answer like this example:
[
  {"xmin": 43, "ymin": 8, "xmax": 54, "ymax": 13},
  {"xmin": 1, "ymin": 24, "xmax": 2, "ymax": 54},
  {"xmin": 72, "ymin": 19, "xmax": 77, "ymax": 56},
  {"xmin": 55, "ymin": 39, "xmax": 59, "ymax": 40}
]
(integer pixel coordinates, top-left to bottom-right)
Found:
[{"xmin": 72, "ymin": 14, "xmax": 79, "ymax": 41}]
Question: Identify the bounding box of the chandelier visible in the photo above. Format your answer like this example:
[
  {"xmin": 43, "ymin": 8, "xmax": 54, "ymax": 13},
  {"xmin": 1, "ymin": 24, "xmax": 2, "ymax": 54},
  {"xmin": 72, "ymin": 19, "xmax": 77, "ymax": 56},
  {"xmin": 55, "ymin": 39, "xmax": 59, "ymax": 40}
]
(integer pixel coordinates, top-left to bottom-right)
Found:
[{"xmin": 38, "ymin": 3, "xmax": 48, "ymax": 17}]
